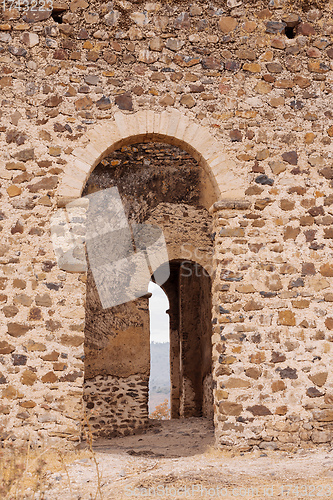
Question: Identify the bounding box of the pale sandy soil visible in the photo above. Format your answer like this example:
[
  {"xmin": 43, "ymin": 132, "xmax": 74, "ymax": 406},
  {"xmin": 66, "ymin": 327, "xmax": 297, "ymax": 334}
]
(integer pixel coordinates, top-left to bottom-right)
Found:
[{"xmin": 17, "ymin": 418, "xmax": 333, "ymax": 500}]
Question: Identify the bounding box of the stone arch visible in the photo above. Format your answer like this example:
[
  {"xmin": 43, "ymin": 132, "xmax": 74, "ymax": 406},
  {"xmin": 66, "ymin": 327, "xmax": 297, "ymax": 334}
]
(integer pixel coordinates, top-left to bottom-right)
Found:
[
  {"xmin": 81, "ymin": 138, "xmax": 216, "ymax": 437},
  {"xmin": 57, "ymin": 110, "xmax": 247, "ymax": 208}
]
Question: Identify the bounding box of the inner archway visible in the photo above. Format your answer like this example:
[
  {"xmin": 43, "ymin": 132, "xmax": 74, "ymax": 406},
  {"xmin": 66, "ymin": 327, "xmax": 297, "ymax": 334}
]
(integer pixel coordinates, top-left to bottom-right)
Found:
[
  {"xmin": 58, "ymin": 110, "xmax": 247, "ymax": 208},
  {"xmin": 82, "ymin": 140, "xmax": 214, "ymax": 437}
]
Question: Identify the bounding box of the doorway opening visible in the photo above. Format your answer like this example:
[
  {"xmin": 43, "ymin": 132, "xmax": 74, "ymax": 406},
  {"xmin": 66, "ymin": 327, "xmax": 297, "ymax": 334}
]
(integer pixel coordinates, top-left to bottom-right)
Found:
[
  {"xmin": 148, "ymin": 282, "xmax": 170, "ymax": 419},
  {"xmin": 161, "ymin": 260, "xmax": 213, "ymax": 420},
  {"xmin": 82, "ymin": 140, "xmax": 215, "ymax": 437}
]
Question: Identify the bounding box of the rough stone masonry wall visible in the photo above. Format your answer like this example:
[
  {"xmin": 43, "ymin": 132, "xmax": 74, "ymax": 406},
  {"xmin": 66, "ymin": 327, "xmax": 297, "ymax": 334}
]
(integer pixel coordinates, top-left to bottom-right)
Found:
[{"xmin": 0, "ymin": 0, "xmax": 333, "ymax": 449}]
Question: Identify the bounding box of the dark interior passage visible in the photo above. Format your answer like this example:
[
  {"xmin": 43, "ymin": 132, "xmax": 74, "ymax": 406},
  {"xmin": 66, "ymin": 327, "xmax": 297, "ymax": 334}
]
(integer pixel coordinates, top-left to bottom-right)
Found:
[{"xmin": 162, "ymin": 261, "xmax": 213, "ymax": 420}]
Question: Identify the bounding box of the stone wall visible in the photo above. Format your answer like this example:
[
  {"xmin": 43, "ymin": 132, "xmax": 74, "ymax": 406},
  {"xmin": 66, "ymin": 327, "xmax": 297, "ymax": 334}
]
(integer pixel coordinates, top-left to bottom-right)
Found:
[
  {"xmin": 211, "ymin": 199, "xmax": 333, "ymax": 450},
  {"xmin": 0, "ymin": 0, "xmax": 333, "ymax": 449}
]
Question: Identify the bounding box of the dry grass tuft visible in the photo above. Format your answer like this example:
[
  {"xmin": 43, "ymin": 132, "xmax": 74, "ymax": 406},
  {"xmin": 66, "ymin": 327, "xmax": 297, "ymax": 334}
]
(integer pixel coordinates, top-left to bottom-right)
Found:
[{"xmin": 0, "ymin": 414, "xmax": 103, "ymax": 499}]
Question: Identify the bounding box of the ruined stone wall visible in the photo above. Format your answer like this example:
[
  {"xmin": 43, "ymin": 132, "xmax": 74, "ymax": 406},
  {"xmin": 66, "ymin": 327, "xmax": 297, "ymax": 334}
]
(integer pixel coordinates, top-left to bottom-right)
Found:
[{"xmin": 0, "ymin": 0, "xmax": 333, "ymax": 449}]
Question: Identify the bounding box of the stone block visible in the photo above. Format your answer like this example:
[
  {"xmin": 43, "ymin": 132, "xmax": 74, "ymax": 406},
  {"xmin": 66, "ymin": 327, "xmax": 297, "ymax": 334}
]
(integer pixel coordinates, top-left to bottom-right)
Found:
[
  {"xmin": 166, "ymin": 109, "xmax": 182, "ymax": 138},
  {"xmin": 312, "ymin": 430, "xmax": 332, "ymax": 443},
  {"xmin": 219, "ymin": 401, "xmax": 243, "ymax": 416}
]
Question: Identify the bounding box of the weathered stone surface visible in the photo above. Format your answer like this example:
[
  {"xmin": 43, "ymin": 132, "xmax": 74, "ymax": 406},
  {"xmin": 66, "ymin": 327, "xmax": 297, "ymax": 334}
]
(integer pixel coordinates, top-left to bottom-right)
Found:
[
  {"xmin": 282, "ymin": 151, "xmax": 298, "ymax": 165},
  {"xmin": 271, "ymin": 352, "xmax": 286, "ymax": 363},
  {"xmin": 247, "ymin": 405, "xmax": 272, "ymax": 416},
  {"xmin": 115, "ymin": 93, "xmax": 133, "ymax": 111},
  {"xmin": 266, "ymin": 21, "xmax": 286, "ymax": 33},
  {"xmin": 308, "ymin": 60, "xmax": 329, "ymax": 73},
  {"xmin": 265, "ymin": 274, "xmax": 282, "ymax": 291},
  {"xmin": 0, "ymin": 0, "xmax": 333, "ymax": 450},
  {"xmin": 229, "ymin": 129, "xmax": 242, "ymax": 142},
  {"xmin": 245, "ymin": 367, "xmax": 261, "ymax": 379},
  {"xmin": 272, "ymin": 380, "xmax": 286, "ymax": 392},
  {"xmin": 61, "ymin": 334, "xmax": 84, "ymax": 347},
  {"xmin": 278, "ymin": 310, "xmax": 295, "ymax": 326},
  {"xmin": 297, "ymin": 22, "xmax": 315, "ymax": 35},
  {"xmin": 35, "ymin": 293, "xmax": 52, "ymax": 307},
  {"xmin": 225, "ymin": 378, "xmax": 251, "ymax": 389},
  {"xmin": 218, "ymin": 17, "xmax": 237, "ymax": 33},
  {"xmin": 21, "ymin": 369, "xmax": 37, "ymax": 386},
  {"xmin": 0, "ymin": 341, "xmax": 15, "ymax": 354},
  {"xmin": 75, "ymin": 96, "xmax": 93, "ymax": 110},
  {"xmin": 283, "ymin": 226, "xmax": 300, "ymax": 241},
  {"xmin": 28, "ymin": 307, "xmax": 42, "ymax": 321},
  {"xmin": 202, "ymin": 56, "xmax": 223, "ymax": 70},
  {"xmin": 255, "ymin": 175, "xmax": 273, "ymax": 185},
  {"xmin": 312, "ymin": 409, "xmax": 333, "ymax": 422},
  {"xmin": 159, "ymin": 94, "xmax": 175, "ymax": 106},
  {"xmin": 14, "ymin": 148, "xmax": 34, "ymax": 162},
  {"xmin": 277, "ymin": 367, "xmax": 298, "ymax": 379},
  {"xmin": 312, "ymin": 430, "xmax": 332, "ymax": 443},
  {"xmin": 266, "ymin": 62, "xmax": 283, "ymax": 73},
  {"xmin": 243, "ymin": 299, "xmax": 263, "ymax": 311},
  {"xmin": 255, "ymin": 81, "xmax": 272, "ymax": 94},
  {"xmin": 0, "ymin": 76, "xmax": 12, "ymax": 89},
  {"xmin": 21, "ymin": 32, "xmax": 39, "ymax": 48},
  {"xmin": 8, "ymin": 45, "xmax": 27, "ymax": 57},
  {"xmin": 166, "ymin": 38, "xmax": 184, "ymax": 52},
  {"xmin": 41, "ymin": 371, "xmax": 58, "ymax": 383},
  {"xmin": 96, "ymin": 96, "xmax": 112, "ymax": 110},
  {"xmin": 243, "ymin": 62, "xmax": 261, "ymax": 73},
  {"xmin": 324, "ymin": 317, "xmax": 333, "ymax": 329},
  {"xmin": 320, "ymin": 264, "xmax": 333, "ymax": 277},
  {"xmin": 282, "ymin": 13, "xmax": 300, "ymax": 27},
  {"xmin": 219, "ymin": 401, "xmax": 243, "ymax": 416},
  {"xmin": 249, "ymin": 352, "xmax": 265, "ymax": 364},
  {"xmin": 319, "ymin": 167, "xmax": 333, "ymax": 179},
  {"xmin": 180, "ymin": 95, "xmax": 196, "ymax": 108},
  {"xmin": 307, "ymin": 387, "xmax": 324, "ymax": 398},
  {"xmin": 309, "ymin": 372, "xmax": 328, "ymax": 387},
  {"xmin": 7, "ymin": 323, "xmax": 31, "ymax": 337},
  {"xmin": 23, "ymin": 9, "xmax": 52, "ymax": 22},
  {"xmin": 27, "ymin": 176, "xmax": 58, "ymax": 193}
]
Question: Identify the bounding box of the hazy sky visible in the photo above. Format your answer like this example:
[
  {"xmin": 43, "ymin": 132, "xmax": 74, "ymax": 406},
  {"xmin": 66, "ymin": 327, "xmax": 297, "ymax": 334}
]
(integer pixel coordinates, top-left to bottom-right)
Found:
[{"xmin": 148, "ymin": 281, "xmax": 169, "ymax": 343}]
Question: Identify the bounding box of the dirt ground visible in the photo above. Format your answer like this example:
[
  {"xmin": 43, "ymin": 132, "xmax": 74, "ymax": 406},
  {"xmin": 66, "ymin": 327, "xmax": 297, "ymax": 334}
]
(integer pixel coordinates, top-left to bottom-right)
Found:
[{"xmin": 16, "ymin": 418, "xmax": 333, "ymax": 500}]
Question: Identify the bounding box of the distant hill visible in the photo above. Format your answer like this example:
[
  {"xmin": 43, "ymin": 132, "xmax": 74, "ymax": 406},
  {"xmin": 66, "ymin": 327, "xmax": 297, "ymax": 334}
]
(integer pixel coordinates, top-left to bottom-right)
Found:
[{"xmin": 149, "ymin": 342, "xmax": 170, "ymax": 413}]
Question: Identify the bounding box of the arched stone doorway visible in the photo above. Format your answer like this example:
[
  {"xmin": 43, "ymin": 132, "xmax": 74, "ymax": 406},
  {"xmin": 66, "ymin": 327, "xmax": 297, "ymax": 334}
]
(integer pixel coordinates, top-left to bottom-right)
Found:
[
  {"xmin": 54, "ymin": 111, "xmax": 249, "ymax": 440},
  {"xmin": 82, "ymin": 141, "xmax": 214, "ymax": 437}
]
